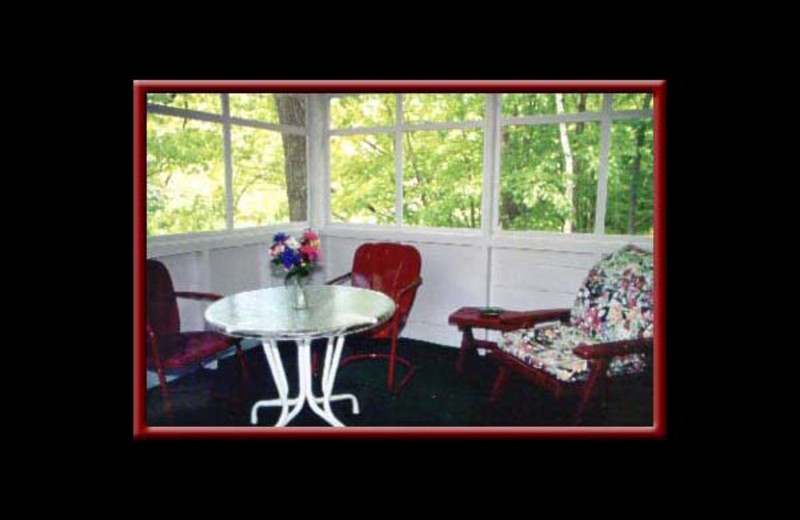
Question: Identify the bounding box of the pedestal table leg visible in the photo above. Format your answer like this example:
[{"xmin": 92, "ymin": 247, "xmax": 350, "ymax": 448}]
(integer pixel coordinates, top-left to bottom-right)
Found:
[{"xmin": 251, "ymin": 336, "xmax": 360, "ymax": 427}]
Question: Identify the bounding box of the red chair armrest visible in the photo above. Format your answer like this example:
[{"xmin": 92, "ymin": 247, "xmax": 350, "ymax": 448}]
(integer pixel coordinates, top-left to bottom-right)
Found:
[
  {"xmin": 145, "ymin": 322, "xmax": 163, "ymax": 366},
  {"xmin": 146, "ymin": 323, "xmax": 156, "ymax": 345},
  {"xmin": 573, "ymin": 337, "xmax": 653, "ymax": 359},
  {"xmin": 175, "ymin": 291, "xmax": 223, "ymax": 302},
  {"xmin": 499, "ymin": 309, "xmax": 571, "ymax": 328},
  {"xmin": 396, "ymin": 277, "xmax": 422, "ymax": 298},
  {"xmin": 326, "ymin": 272, "xmax": 352, "ymax": 285}
]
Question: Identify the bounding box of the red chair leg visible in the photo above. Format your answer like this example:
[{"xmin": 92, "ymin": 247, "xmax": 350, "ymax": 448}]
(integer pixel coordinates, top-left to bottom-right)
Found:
[
  {"xmin": 235, "ymin": 343, "xmax": 249, "ymax": 400},
  {"xmin": 490, "ymin": 367, "xmax": 509, "ymax": 402},
  {"xmin": 339, "ymin": 351, "xmax": 415, "ymax": 389},
  {"xmin": 156, "ymin": 368, "xmax": 174, "ymax": 421},
  {"xmin": 387, "ymin": 333, "xmax": 397, "ymax": 391},
  {"xmin": 574, "ymin": 359, "xmax": 609, "ymax": 425},
  {"xmin": 338, "ymin": 331, "xmax": 416, "ymax": 393}
]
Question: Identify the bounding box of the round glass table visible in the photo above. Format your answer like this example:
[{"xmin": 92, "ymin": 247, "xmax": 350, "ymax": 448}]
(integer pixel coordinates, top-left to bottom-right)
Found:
[{"xmin": 205, "ymin": 285, "xmax": 395, "ymax": 427}]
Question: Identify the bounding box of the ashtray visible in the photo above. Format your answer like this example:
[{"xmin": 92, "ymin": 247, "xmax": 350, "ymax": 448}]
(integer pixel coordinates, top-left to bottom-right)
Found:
[{"xmin": 478, "ymin": 307, "xmax": 503, "ymax": 316}]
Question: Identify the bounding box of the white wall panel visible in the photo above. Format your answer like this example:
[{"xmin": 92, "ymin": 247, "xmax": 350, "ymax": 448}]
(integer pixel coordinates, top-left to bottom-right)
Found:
[
  {"xmin": 320, "ymin": 234, "xmax": 651, "ymax": 348},
  {"xmin": 156, "ymin": 251, "xmax": 208, "ymax": 332},
  {"xmin": 208, "ymin": 245, "xmax": 264, "ymax": 295},
  {"xmin": 323, "ymin": 236, "xmax": 361, "ymax": 282},
  {"xmin": 402, "ymin": 321, "xmax": 463, "ymax": 349},
  {"xmin": 494, "ymin": 263, "xmax": 586, "ymax": 295},
  {"xmin": 322, "ymin": 237, "xmax": 487, "ymax": 348},
  {"xmin": 147, "ymin": 233, "xmax": 654, "ymax": 381},
  {"xmin": 490, "ymin": 287, "xmax": 575, "ymax": 313},
  {"xmin": 496, "ymin": 248, "xmax": 600, "ymax": 270},
  {"xmin": 158, "ymin": 251, "xmax": 207, "ymax": 291},
  {"xmin": 415, "ymin": 242, "xmax": 487, "ymax": 307}
]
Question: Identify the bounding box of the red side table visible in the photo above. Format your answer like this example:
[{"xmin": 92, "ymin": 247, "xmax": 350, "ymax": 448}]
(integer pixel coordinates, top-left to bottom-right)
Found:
[{"xmin": 448, "ymin": 307, "xmax": 521, "ymax": 375}]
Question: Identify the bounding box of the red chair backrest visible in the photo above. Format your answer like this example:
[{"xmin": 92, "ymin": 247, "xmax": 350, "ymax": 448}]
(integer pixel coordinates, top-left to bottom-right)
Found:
[
  {"xmin": 350, "ymin": 242, "xmax": 421, "ymax": 333},
  {"xmin": 147, "ymin": 259, "xmax": 181, "ymax": 336}
]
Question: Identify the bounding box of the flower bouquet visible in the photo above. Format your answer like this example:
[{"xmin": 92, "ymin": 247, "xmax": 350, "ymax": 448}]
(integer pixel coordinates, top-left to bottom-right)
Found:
[{"xmin": 269, "ymin": 229, "xmax": 321, "ymax": 308}]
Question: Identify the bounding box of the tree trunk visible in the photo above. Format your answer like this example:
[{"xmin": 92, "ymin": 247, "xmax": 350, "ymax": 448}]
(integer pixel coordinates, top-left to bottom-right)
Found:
[
  {"xmin": 574, "ymin": 94, "xmax": 587, "ymax": 231},
  {"xmin": 555, "ymin": 94, "xmax": 575, "ymax": 233},
  {"xmin": 501, "ymin": 191, "xmax": 520, "ymax": 229},
  {"xmin": 405, "ymin": 133, "xmax": 428, "ymax": 208},
  {"xmin": 275, "ymin": 95, "xmax": 307, "ymax": 222},
  {"xmin": 627, "ymin": 93, "xmax": 652, "ymax": 234}
]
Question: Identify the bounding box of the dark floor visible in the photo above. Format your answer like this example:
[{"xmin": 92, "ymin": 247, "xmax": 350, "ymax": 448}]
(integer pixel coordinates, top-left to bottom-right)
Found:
[{"xmin": 145, "ymin": 338, "xmax": 653, "ymax": 427}]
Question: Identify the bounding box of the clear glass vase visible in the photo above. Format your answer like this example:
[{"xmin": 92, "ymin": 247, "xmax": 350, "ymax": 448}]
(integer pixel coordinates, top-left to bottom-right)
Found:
[{"xmin": 287, "ymin": 275, "xmax": 308, "ymax": 310}]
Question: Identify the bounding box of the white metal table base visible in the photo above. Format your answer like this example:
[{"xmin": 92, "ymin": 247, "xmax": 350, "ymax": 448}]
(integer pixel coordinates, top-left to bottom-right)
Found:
[{"xmin": 251, "ymin": 336, "xmax": 359, "ymax": 427}]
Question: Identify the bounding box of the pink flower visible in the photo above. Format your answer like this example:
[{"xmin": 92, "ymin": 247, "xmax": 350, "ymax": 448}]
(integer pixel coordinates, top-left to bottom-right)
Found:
[
  {"xmin": 300, "ymin": 244, "xmax": 320, "ymax": 260},
  {"xmin": 269, "ymin": 229, "xmax": 321, "ymax": 278}
]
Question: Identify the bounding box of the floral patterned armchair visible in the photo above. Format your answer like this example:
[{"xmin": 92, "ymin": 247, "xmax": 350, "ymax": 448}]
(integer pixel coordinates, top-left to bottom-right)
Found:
[{"xmin": 490, "ymin": 245, "xmax": 654, "ymax": 424}]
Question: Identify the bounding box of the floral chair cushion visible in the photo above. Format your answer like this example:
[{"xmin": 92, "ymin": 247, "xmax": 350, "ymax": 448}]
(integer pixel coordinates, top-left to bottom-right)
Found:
[
  {"xmin": 570, "ymin": 245, "xmax": 654, "ymax": 342},
  {"xmin": 498, "ymin": 323, "xmax": 647, "ymax": 383},
  {"xmin": 497, "ymin": 245, "xmax": 653, "ymax": 383}
]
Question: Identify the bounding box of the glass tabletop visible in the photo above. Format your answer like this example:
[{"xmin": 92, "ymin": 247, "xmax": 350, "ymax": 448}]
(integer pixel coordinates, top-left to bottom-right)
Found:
[{"xmin": 204, "ymin": 285, "xmax": 396, "ymax": 340}]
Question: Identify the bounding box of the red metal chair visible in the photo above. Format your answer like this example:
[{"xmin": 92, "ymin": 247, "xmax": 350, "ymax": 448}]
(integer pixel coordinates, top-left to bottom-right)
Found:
[
  {"xmin": 146, "ymin": 259, "xmax": 247, "ymax": 419},
  {"xmin": 327, "ymin": 242, "xmax": 423, "ymax": 392},
  {"xmin": 488, "ymin": 245, "xmax": 654, "ymax": 425}
]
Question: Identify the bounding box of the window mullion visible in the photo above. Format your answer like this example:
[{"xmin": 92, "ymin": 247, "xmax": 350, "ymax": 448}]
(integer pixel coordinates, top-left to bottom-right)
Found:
[
  {"xmin": 323, "ymin": 95, "xmax": 331, "ymax": 228},
  {"xmin": 395, "ymin": 94, "xmax": 404, "ymax": 227},
  {"xmin": 221, "ymin": 94, "xmax": 234, "ymax": 230},
  {"xmin": 594, "ymin": 94, "xmax": 612, "ymax": 235}
]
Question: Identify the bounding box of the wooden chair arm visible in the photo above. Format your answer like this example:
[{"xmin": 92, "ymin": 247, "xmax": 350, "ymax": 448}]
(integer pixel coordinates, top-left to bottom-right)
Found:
[
  {"xmin": 175, "ymin": 291, "xmax": 223, "ymax": 302},
  {"xmin": 572, "ymin": 337, "xmax": 653, "ymax": 359},
  {"xmin": 326, "ymin": 272, "xmax": 352, "ymax": 285},
  {"xmin": 499, "ymin": 309, "xmax": 571, "ymax": 328}
]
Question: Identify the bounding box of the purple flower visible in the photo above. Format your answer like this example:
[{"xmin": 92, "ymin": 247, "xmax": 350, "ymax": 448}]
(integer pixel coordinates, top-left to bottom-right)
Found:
[
  {"xmin": 282, "ymin": 248, "xmax": 301, "ymax": 269},
  {"xmin": 273, "ymin": 232, "xmax": 289, "ymax": 243}
]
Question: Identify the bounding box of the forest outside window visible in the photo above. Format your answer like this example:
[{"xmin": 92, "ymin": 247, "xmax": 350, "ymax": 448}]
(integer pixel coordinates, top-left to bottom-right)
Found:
[
  {"xmin": 329, "ymin": 94, "xmax": 484, "ymax": 229},
  {"xmin": 498, "ymin": 93, "xmax": 653, "ymax": 236},
  {"xmin": 145, "ymin": 92, "xmax": 654, "ymax": 239},
  {"xmin": 146, "ymin": 93, "xmax": 308, "ymax": 237},
  {"xmin": 328, "ymin": 93, "xmax": 653, "ymax": 236}
]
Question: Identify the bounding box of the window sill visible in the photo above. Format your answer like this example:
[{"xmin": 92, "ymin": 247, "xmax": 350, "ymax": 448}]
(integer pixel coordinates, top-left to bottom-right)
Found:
[
  {"xmin": 321, "ymin": 224, "xmax": 653, "ymax": 252},
  {"xmin": 145, "ymin": 222, "xmax": 653, "ymax": 258},
  {"xmin": 146, "ymin": 224, "xmax": 308, "ymax": 258}
]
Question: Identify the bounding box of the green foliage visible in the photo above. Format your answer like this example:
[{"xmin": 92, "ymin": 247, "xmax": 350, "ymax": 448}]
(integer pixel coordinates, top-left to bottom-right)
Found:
[
  {"xmin": 230, "ymin": 126, "xmax": 292, "ymax": 228},
  {"xmin": 499, "ymin": 122, "xmax": 599, "ymax": 232},
  {"xmin": 498, "ymin": 94, "xmax": 651, "ymax": 235},
  {"xmin": 403, "ymin": 129, "xmax": 482, "ymax": 228},
  {"xmin": 329, "ymin": 93, "xmax": 651, "ymax": 234},
  {"xmin": 146, "ymin": 93, "xmax": 653, "ymax": 237},
  {"xmin": 147, "ymin": 93, "xmax": 221, "ymax": 113},
  {"xmin": 147, "ymin": 95, "xmax": 306, "ymax": 236},
  {"xmin": 403, "ymin": 94, "xmax": 484, "ymax": 123},
  {"xmin": 229, "ymin": 94, "xmax": 280, "ymax": 123},
  {"xmin": 606, "ymin": 119, "xmax": 654, "ymax": 235},
  {"xmin": 612, "ymin": 94, "xmax": 652, "ymax": 111},
  {"xmin": 330, "ymin": 94, "xmax": 484, "ymax": 228},
  {"xmin": 330, "ymin": 134, "xmax": 396, "ymax": 224},
  {"xmin": 501, "ymin": 93, "xmax": 603, "ymax": 117},
  {"xmin": 330, "ymin": 94, "xmax": 395, "ymax": 128},
  {"xmin": 146, "ymin": 114, "xmax": 226, "ymax": 236}
]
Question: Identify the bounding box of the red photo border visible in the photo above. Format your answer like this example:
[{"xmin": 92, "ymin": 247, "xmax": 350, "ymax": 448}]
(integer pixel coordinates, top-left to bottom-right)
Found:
[{"xmin": 133, "ymin": 79, "xmax": 666, "ymax": 439}]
